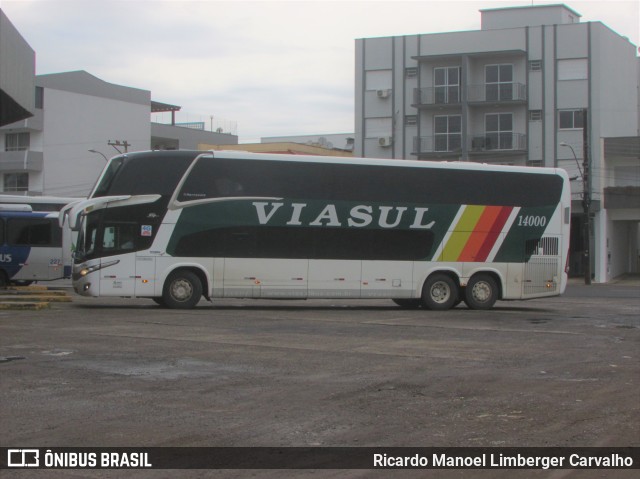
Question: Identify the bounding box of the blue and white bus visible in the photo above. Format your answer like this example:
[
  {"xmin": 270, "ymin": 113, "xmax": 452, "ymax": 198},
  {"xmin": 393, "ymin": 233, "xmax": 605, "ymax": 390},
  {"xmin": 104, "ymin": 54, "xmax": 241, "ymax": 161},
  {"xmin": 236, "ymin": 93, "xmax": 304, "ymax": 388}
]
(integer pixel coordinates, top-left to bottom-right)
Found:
[{"xmin": 0, "ymin": 196, "xmax": 78, "ymax": 287}]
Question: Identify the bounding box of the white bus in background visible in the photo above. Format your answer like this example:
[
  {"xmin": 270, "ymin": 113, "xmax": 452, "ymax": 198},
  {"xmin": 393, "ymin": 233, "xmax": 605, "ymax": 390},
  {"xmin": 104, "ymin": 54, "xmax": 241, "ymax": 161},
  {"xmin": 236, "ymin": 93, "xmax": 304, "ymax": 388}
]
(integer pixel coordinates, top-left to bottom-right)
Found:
[
  {"xmin": 0, "ymin": 195, "xmax": 79, "ymax": 212},
  {"xmin": 65, "ymin": 150, "xmax": 571, "ymax": 310},
  {"xmin": 0, "ymin": 196, "xmax": 79, "ymax": 287}
]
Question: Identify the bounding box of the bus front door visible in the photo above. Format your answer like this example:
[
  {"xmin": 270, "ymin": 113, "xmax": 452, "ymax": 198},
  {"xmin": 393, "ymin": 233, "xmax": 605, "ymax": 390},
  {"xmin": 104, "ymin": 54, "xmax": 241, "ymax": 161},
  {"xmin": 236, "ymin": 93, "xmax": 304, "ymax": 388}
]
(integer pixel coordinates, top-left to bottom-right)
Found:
[{"xmin": 97, "ymin": 223, "xmax": 139, "ymax": 296}]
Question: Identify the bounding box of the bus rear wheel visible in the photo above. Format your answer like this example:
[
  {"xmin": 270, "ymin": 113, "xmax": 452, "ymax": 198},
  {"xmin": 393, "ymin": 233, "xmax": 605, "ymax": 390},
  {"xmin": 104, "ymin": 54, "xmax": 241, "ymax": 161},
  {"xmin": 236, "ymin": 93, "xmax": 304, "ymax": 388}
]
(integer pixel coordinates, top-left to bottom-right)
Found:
[
  {"xmin": 163, "ymin": 270, "xmax": 202, "ymax": 309},
  {"xmin": 422, "ymin": 273, "xmax": 458, "ymax": 310},
  {"xmin": 464, "ymin": 274, "xmax": 499, "ymax": 310}
]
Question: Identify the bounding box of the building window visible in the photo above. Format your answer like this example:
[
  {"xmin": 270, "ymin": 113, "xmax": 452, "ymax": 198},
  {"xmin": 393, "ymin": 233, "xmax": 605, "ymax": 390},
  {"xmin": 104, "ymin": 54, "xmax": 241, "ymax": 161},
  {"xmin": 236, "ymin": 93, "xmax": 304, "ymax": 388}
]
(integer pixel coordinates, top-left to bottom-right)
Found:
[
  {"xmin": 485, "ymin": 113, "xmax": 513, "ymax": 150},
  {"xmin": 528, "ymin": 60, "xmax": 542, "ymax": 72},
  {"xmin": 485, "ymin": 64, "xmax": 514, "ymax": 101},
  {"xmin": 35, "ymin": 86, "xmax": 44, "ymax": 109},
  {"xmin": 558, "ymin": 109, "xmax": 584, "ymax": 129},
  {"xmin": 558, "ymin": 59, "xmax": 588, "ymax": 80},
  {"xmin": 434, "ymin": 67, "xmax": 460, "ymax": 104},
  {"xmin": 4, "ymin": 173, "xmax": 29, "ymax": 192},
  {"xmin": 434, "ymin": 115, "xmax": 461, "ymax": 152},
  {"xmin": 4, "ymin": 132, "xmax": 30, "ymax": 152}
]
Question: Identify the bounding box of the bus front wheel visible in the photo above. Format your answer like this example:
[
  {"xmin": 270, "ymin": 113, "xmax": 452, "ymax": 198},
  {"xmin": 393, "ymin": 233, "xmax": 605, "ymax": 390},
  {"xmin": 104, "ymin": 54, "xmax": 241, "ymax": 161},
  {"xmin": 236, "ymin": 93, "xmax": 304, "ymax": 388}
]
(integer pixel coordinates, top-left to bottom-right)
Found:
[
  {"xmin": 464, "ymin": 274, "xmax": 499, "ymax": 310},
  {"xmin": 163, "ymin": 270, "xmax": 202, "ymax": 309},
  {"xmin": 422, "ymin": 273, "xmax": 458, "ymax": 310}
]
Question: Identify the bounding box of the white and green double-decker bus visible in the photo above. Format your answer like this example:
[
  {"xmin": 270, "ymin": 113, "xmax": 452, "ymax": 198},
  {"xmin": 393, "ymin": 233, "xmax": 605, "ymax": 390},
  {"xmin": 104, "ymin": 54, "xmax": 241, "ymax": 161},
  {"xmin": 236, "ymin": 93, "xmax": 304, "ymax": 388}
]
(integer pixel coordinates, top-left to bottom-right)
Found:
[{"xmin": 65, "ymin": 150, "xmax": 570, "ymax": 310}]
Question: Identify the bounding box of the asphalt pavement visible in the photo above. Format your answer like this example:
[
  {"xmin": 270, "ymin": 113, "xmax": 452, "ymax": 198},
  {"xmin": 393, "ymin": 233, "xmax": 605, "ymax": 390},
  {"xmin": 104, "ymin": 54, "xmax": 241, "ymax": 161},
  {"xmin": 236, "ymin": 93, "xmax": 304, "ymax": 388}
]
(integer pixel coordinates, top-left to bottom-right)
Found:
[{"xmin": 0, "ymin": 278, "xmax": 638, "ymax": 478}]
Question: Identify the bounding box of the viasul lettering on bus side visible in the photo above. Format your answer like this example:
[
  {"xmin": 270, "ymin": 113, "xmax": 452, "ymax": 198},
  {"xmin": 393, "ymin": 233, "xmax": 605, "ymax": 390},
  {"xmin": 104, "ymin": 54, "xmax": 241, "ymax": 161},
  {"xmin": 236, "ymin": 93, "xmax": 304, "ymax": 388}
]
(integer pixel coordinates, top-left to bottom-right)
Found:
[{"xmin": 252, "ymin": 202, "xmax": 435, "ymax": 229}]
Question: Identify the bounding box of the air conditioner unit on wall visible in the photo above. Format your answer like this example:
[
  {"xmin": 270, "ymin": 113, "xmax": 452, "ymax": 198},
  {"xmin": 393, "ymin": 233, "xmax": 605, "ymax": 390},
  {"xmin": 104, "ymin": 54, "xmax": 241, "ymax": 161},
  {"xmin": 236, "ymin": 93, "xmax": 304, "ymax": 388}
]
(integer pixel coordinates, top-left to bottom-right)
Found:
[
  {"xmin": 377, "ymin": 89, "xmax": 391, "ymax": 99},
  {"xmin": 471, "ymin": 137, "xmax": 485, "ymax": 151},
  {"xmin": 378, "ymin": 136, "xmax": 393, "ymax": 147}
]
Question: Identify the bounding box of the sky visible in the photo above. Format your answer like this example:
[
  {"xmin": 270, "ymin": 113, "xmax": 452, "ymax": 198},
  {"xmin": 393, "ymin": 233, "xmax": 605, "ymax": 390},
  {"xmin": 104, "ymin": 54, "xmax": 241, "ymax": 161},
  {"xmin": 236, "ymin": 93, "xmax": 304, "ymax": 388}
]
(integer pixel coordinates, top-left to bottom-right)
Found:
[{"xmin": 2, "ymin": 0, "xmax": 639, "ymax": 143}]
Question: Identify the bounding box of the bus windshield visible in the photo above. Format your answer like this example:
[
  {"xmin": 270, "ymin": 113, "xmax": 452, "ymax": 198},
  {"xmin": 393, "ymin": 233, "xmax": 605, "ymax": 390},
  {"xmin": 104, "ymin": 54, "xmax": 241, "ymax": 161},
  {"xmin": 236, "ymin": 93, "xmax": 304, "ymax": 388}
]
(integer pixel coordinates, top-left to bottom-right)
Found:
[
  {"xmin": 92, "ymin": 157, "xmax": 125, "ymax": 197},
  {"xmin": 75, "ymin": 212, "xmax": 99, "ymax": 262},
  {"xmin": 91, "ymin": 151, "xmax": 200, "ymax": 198}
]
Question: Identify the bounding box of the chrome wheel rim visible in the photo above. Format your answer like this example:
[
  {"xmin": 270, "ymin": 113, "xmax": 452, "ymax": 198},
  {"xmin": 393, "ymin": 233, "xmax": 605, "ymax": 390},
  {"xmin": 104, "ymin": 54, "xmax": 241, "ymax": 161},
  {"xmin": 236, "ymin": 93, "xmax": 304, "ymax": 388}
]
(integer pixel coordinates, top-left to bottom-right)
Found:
[
  {"xmin": 171, "ymin": 279, "xmax": 193, "ymax": 302},
  {"xmin": 472, "ymin": 281, "xmax": 492, "ymax": 303},
  {"xmin": 430, "ymin": 281, "xmax": 451, "ymax": 304}
]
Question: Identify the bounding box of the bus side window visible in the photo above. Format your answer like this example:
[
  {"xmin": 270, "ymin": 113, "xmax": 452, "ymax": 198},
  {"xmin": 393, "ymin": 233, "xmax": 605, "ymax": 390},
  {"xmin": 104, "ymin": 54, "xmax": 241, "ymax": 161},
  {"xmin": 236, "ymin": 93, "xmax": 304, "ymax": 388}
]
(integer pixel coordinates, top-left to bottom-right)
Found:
[
  {"xmin": 0, "ymin": 219, "xmax": 4, "ymax": 244},
  {"xmin": 7, "ymin": 218, "xmax": 53, "ymax": 246}
]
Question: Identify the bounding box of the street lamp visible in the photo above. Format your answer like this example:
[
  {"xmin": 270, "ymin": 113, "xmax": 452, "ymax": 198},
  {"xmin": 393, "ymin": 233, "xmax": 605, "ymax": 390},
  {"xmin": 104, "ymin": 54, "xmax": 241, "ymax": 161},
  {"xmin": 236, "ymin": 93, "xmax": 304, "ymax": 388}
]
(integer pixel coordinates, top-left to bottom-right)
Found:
[
  {"xmin": 559, "ymin": 142, "xmax": 583, "ymax": 178},
  {"xmin": 88, "ymin": 149, "xmax": 108, "ymax": 162}
]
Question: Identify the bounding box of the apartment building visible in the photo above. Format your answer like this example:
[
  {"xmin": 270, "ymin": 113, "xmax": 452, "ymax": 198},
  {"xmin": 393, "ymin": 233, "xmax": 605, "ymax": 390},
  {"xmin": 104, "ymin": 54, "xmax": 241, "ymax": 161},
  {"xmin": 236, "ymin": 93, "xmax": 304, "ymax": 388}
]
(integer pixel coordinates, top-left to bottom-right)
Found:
[
  {"xmin": 0, "ymin": 71, "xmax": 238, "ymax": 197},
  {"xmin": 355, "ymin": 4, "xmax": 639, "ymax": 282}
]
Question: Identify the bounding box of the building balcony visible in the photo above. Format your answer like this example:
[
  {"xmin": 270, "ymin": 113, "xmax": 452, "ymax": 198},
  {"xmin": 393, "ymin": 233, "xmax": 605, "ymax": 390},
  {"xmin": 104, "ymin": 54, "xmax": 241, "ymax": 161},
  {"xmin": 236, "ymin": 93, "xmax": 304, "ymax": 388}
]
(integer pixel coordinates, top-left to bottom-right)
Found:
[
  {"xmin": 413, "ymin": 83, "xmax": 526, "ymax": 108},
  {"xmin": 467, "ymin": 83, "xmax": 527, "ymax": 104},
  {"xmin": 414, "ymin": 133, "xmax": 527, "ymax": 159},
  {"xmin": 604, "ymin": 187, "xmax": 640, "ymax": 209},
  {"xmin": 0, "ymin": 150, "xmax": 44, "ymax": 172},
  {"xmin": 0, "ymin": 108, "xmax": 43, "ymax": 131},
  {"xmin": 413, "ymin": 87, "xmax": 461, "ymax": 108},
  {"xmin": 413, "ymin": 136, "xmax": 462, "ymax": 159},
  {"xmin": 468, "ymin": 133, "xmax": 527, "ymax": 156}
]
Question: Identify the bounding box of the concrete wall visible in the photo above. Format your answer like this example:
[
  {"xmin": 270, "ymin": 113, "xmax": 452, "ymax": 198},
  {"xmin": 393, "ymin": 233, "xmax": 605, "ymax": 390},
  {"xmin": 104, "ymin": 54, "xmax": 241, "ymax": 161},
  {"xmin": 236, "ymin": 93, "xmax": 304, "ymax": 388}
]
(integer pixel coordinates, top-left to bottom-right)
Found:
[
  {"xmin": 40, "ymin": 88, "xmax": 150, "ymax": 196},
  {"xmin": 0, "ymin": 9, "xmax": 35, "ymax": 126}
]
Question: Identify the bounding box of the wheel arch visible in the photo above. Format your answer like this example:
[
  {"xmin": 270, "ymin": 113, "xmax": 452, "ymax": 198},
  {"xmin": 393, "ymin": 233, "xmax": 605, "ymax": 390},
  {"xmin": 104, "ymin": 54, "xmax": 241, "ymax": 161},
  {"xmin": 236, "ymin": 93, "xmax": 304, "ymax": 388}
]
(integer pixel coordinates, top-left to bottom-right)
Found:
[
  {"xmin": 159, "ymin": 263, "xmax": 211, "ymax": 300},
  {"xmin": 418, "ymin": 268, "xmax": 462, "ymax": 295}
]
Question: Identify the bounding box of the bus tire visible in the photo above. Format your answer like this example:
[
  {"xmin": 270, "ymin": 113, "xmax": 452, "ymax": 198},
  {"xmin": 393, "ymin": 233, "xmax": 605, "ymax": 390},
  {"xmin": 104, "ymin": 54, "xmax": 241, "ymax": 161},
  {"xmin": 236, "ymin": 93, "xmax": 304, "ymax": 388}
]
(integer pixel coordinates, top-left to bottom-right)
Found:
[
  {"xmin": 0, "ymin": 270, "xmax": 7, "ymax": 289},
  {"xmin": 162, "ymin": 270, "xmax": 202, "ymax": 309},
  {"xmin": 152, "ymin": 297, "xmax": 166, "ymax": 307},
  {"xmin": 392, "ymin": 298, "xmax": 422, "ymax": 309},
  {"xmin": 421, "ymin": 273, "xmax": 458, "ymax": 310},
  {"xmin": 464, "ymin": 274, "xmax": 499, "ymax": 310}
]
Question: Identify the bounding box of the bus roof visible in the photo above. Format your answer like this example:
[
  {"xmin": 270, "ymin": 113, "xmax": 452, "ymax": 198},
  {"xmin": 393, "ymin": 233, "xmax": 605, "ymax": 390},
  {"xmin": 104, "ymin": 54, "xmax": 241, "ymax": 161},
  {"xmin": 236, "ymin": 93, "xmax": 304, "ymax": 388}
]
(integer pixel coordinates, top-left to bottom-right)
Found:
[
  {"xmin": 206, "ymin": 150, "xmax": 567, "ymax": 178},
  {"xmin": 0, "ymin": 204, "xmax": 32, "ymax": 213},
  {"xmin": 106, "ymin": 149, "xmax": 568, "ymax": 180}
]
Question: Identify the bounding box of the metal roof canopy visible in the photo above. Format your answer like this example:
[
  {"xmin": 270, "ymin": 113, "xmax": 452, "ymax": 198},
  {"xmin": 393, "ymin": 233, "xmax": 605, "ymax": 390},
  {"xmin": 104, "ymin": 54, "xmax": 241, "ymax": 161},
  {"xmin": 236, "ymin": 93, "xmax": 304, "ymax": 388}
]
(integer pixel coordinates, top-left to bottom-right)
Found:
[{"xmin": 151, "ymin": 100, "xmax": 181, "ymax": 125}]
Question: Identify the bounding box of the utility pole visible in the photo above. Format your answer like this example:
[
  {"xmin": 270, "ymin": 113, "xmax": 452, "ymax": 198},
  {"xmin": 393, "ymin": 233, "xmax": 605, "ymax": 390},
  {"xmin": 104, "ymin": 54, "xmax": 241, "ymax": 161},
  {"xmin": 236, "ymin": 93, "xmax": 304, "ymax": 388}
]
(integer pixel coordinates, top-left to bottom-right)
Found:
[
  {"xmin": 582, "ymin": 108, "xmax": 591, "ymax": 285},
  {"xmin": 108, "ymin": 140, "xmax": 130, "ymax": 153}
]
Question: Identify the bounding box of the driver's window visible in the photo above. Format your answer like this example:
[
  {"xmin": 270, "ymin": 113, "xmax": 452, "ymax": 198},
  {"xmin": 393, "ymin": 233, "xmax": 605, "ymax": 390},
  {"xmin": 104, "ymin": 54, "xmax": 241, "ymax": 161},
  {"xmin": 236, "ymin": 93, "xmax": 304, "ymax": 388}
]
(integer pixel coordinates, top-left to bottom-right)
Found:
[{"xmin": 102, "ymin": 223, "xmax": 137, "ymax": 253}]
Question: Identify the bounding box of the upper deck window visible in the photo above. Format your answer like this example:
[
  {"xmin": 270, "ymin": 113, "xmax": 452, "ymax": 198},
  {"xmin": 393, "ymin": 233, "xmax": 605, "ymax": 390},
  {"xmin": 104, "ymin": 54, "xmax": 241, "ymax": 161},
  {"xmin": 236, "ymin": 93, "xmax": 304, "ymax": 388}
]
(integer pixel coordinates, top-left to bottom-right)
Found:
[{"xmin": 177, "ymin": 157, "xmax": 563, "ymax": 208}]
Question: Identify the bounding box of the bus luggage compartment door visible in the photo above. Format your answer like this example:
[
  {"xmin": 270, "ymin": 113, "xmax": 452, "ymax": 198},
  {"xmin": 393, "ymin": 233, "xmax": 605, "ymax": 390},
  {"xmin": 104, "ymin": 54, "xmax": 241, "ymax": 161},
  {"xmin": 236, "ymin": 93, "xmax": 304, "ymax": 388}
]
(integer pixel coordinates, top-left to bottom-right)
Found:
[
  {"xmin": 308, "ymin": 260, "xmax": 361, "ymax": 298},
  {"xmin": 361, "ymin": 261, "xmax": 413, "ymax": 299}
]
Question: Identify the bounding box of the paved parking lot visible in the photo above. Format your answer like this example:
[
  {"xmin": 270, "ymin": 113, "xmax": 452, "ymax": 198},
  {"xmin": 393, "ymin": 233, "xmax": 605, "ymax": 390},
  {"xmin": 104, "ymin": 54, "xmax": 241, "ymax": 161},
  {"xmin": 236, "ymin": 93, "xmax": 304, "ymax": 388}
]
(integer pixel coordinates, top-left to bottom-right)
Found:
[{"xmin": 1, "ymin": 280, "xmax": 638, "ymax": 477}]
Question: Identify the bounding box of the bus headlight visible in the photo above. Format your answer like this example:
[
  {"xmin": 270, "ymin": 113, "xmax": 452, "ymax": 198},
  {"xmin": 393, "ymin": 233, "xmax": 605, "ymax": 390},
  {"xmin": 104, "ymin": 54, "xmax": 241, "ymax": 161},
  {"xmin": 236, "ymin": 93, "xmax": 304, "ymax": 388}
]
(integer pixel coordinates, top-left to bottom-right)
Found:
[{"xmin": 75, "ymin": 260, "xmax": 120, "ymax": 279}]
